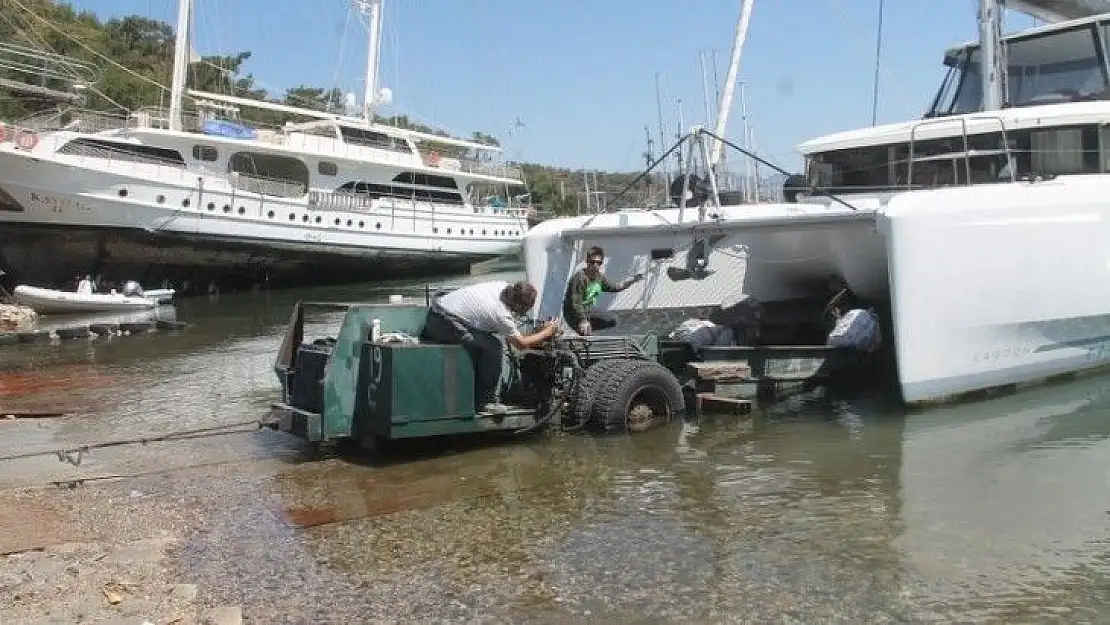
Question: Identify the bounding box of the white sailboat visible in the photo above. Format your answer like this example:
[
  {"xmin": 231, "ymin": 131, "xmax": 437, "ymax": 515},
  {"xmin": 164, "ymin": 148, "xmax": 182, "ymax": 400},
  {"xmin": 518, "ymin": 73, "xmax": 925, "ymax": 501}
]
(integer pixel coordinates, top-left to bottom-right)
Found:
[
  {"xmin": 0, "ymin": 0, "xmax": 531, "ymax": 293},
  {"xmin": 525, "ymin": 0, "xmax": 1110, "ymax": 405}
]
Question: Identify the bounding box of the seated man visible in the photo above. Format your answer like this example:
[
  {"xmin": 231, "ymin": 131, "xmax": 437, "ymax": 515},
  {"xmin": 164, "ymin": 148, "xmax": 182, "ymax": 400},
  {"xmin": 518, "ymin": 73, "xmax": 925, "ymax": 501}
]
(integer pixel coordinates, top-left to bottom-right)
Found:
[
  {"xmin": 563, "ymin": 245, "xmax": 643, "ymax": 335},
  {"xmin": 76, "ymin": 274, "xmax": 94, "ymax": 295},
  {"xmin": 422, "ymin": 280, "xmax": 557, "ymax": 414}
]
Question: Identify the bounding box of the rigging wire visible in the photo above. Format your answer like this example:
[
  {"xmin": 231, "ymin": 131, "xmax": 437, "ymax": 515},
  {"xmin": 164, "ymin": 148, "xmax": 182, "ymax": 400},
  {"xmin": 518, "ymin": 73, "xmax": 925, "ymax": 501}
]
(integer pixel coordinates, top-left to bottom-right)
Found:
[
  {"xmin": 826, "ymin": 0, "xmax": 914, "ymax": 114},
  {"xmin": 871, "ymin": 0, "xmax": 885, "ymax": 126},
  {"xmin": 326, "ymin": 1, "xmax": 356, "ymax": 112},
  {"xmin": 7, "ymin": 0, "xmax": 171, "ymax": 94},
  {"xmin": 702, "ymin": 129, "xmax": 858, "ymax": 210}
]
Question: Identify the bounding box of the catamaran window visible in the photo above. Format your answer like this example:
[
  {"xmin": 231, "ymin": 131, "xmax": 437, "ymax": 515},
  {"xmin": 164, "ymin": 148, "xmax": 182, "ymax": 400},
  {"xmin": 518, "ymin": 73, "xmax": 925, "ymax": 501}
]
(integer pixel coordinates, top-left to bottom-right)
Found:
[
  {"xmin": 392, "ymin": 172, "xmax": 459, "ymax": 189},
  {"xmin": 191, "ymin": 145, "xmax": 218, "ymax": 162},
  {"xmin": 1008, "ymin": 26, "xmax": 1106, "ymax": 106},
  {"xmin": 337, "ymin": 181, "xmax": 465, "ymax": 204},
  {"xmin": 228, "ymin": 152, "xmax": 309, "ymax": 197},
  {"xmin": 56, "ymin": 138, "xmax": 185, "ymax": 167},
  {"xmin": 338, "ymin": 127, "xmax": 411, "ymax": 153},
  {"xmin": 930, "ymin": 24, "xmax": 1109, "ymax": 116},
  {"xmin": 806, "ymin": 146, "xmax": 894, "ymax": 191},
  {"xmin": 810, "ymin": 125, "xmax": 1102, "ymax": 192},
  {"xmin": 318, "ymin": 161, "xmax": 338, "ymax": 176},
  {"xmin": 1028, "ymin": 126, "xmax": 1100, "ymax": 175},
  {"xmin": 1099, "ymin": 125, "xmax": 1110, "ymax": 171}
]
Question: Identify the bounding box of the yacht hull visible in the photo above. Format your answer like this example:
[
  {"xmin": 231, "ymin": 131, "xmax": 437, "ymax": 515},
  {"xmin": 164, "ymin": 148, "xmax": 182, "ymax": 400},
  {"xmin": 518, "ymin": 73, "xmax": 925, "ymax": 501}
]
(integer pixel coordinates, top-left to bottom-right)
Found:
[
  {"xmin": 0, "ymin": 222, "xmax": 477, "ymax": 293},
  {"xmin": 0, "ymin": 145, "xmax": 523, "ymax": 292}
]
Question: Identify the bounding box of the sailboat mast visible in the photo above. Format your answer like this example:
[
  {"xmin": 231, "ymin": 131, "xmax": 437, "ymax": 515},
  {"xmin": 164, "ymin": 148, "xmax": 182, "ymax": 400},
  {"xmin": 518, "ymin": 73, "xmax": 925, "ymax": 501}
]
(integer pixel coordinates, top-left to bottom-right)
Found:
[
  {"xmin": 979, "ymin": 0, "xmax": 1006, "ymax": 111},
  {"xmin": 358, "ymin": 0, "xmax": 384, "ymax": 121},
  {"xmin": 699, "ymin": 51, "xmax": 714, "ymax": 127},
  {"xmin": 168, "ymin": 0, "xmax": 193, "ymax": 132},
  {"xmin": 654, "ymin": 72, "xmax": 671, "ymax": 188},
  {"xmin": 739, "ymin": 82, "xmax": 752, "ymax": 202},
  {"xmin": 709, "ymin": 0, "xmax": 755, "ymax": 167}
]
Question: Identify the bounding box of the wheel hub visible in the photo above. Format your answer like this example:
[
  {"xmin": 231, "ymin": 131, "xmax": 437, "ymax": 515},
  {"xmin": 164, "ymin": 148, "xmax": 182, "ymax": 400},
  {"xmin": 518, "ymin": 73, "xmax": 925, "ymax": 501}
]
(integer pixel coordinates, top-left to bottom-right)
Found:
[{"xmin": 627, "ymin": 402, "xmax": 655, "ymax": 432}]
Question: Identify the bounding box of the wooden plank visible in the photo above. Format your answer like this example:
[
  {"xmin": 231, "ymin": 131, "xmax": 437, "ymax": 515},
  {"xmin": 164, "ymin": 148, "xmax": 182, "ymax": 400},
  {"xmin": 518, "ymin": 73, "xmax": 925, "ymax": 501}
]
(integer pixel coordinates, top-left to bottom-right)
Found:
[
  {"xmin": 696, "ymin": 392, "xmax": 753, "ymax": 416},
  {"xmin": 687, "ymin": 361, "xmax": 753, "ymax": 381}
]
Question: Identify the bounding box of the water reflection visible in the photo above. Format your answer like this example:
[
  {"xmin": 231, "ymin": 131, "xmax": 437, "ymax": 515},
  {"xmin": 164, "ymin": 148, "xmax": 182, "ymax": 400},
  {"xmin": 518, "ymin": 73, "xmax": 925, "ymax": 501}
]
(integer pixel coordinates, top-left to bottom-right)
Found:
[
  {"xmin": 241, "ymin": 373, "xmax": 1110, "ymax": 621},
  {"xmin": 897, "ymin": 374, "xmax": 1110, "ymax": 621},
  {"xmin": 247, "ymin": 393, "xmax": 909, "ymax": 621}
]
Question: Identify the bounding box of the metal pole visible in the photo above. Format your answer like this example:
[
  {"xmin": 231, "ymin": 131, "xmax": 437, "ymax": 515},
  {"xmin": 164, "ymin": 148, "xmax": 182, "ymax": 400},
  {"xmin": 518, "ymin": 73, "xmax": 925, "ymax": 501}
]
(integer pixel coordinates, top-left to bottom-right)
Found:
[{"xmin": 979, "ymin": 0, "xmax": 1004, "ymax": 111}]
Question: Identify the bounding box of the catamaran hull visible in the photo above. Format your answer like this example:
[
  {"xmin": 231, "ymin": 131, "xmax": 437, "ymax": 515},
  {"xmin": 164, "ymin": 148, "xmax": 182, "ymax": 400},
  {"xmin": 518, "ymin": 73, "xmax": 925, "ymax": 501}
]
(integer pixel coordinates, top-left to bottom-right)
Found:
[
  {"xmin": 524, "ymin": 180, "xmax": 1110, "ymax": 405},
  {"xmin": 523, "ymin": 205, "xmax": 888, "ymax": 320},
  {"xmin": 881, "ymin": 177, "xmax": 1110, "ymax": 404},
  {"xmin": 0, "ymin": 145, "xmax": 524, "ymax": 292}
]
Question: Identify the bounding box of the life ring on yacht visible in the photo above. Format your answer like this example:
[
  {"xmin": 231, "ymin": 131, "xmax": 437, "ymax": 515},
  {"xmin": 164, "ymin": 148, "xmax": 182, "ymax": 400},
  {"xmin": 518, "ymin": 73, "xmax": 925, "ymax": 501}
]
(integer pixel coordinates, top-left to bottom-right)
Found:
[
  {"xmin": 15, "ymin": 131, "xmax": 38, "ymax": 150},
  {"xmin": 427, "ymin": 151, "xmax": 440, "ymax": 167}
]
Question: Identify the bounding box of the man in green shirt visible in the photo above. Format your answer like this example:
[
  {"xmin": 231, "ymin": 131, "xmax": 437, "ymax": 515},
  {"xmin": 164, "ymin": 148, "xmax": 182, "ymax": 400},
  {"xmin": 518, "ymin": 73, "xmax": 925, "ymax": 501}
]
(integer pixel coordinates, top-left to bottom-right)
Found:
[{"xmin": 562, "ymin": 245, "xmax": 643, "ymax": 335}]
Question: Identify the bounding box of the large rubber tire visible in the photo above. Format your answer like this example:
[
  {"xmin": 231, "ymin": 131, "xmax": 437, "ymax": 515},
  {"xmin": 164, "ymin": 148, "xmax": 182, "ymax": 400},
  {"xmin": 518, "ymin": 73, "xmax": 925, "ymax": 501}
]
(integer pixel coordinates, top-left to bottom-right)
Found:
[
  {"xmin": 591, "ymin": 359, "xmax": 685, "ymax": 434},
  {"xmin": 566, "ymin": 359, "xmax": 627, "ymax": 428}
]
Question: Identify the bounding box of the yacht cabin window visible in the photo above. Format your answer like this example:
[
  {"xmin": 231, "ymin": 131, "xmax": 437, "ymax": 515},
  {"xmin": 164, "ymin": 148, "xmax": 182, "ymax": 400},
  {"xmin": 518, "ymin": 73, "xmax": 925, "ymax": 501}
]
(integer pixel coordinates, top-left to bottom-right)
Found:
[
  {"xmin": 192, "ymin": 145, "xmax": 218, "ymax": 162},
  {"xmin": 337, "ymin": 180, "xmax": 465, "ymax": 204},
  {"xmin": 338, "ymin": 127, "xmax": 412, "ymax": 153},
  {"xmin": 318, "ymin": 161, "xmax": 338, "ymax": 176},
  {"xmin": 56, "ymin": 138, "xmax": 185, "ymax": 167},
  {"xmin": 228, "ymin": 152, "xmax": 309, "ymax": 197}
]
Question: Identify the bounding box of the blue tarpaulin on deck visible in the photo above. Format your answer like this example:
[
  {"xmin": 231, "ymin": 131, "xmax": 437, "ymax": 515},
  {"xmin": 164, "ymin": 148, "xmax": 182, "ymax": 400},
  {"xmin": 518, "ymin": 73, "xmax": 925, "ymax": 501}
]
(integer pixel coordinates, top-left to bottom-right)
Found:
[{"xmin": 202, "ymin": 119, "xmax": 257, "ymax": 140}]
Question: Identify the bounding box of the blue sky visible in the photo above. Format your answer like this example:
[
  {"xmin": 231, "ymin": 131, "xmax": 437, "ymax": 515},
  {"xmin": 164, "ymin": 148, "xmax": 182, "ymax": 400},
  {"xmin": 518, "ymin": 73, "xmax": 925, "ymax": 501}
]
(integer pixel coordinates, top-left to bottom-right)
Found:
[{"xmin": 69, "ymin": 0, "xmax": 1040, "ymax": 172}]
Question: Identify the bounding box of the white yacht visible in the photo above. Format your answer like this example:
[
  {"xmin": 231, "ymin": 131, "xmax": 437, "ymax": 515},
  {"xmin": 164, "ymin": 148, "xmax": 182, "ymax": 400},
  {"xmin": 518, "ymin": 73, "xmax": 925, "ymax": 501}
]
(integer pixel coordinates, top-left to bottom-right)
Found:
[
  {"xmin": 0, "ymin": 0, "xmax": 530, "ymax": 292},
  {"xmin": 524, "ymin": 0, "xmax": 1110, "ymax": 405}
]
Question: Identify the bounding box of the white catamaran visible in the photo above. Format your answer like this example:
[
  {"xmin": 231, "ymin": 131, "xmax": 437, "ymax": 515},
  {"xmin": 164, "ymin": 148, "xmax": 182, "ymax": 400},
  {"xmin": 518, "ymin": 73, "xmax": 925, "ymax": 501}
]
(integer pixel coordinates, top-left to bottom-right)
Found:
[
  {"xmin": 525, "ymin": 0, "xmax": 1110, "ymax": 405},
  {"xmin": 0, "ymin": 0, "xmax": 530, "ymax": 292}
]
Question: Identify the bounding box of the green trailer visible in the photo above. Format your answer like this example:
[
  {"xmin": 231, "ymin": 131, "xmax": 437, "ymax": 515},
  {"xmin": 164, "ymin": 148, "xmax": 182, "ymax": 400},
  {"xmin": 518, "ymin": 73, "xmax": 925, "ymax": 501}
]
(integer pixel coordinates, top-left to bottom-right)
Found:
[
  {"xmin": 263, "ymin": 299, "xmax": 876, "ymax": 454},
  {"xmin": 264, "ymin": 300, "xmax": 688, "ymax": 453}
]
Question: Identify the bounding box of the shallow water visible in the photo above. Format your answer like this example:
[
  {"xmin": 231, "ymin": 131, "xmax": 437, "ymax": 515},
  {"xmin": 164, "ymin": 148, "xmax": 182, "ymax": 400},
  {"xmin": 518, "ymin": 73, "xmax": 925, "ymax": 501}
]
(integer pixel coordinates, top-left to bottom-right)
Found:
[{"xmin": 1, "ymin": 266, "xmax": 1109, "ymax": 622}]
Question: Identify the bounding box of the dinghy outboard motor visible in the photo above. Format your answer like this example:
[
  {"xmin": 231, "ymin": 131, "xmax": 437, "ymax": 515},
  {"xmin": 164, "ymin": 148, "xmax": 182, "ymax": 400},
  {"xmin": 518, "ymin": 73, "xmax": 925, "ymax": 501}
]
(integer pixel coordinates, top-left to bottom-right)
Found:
[
  {"xmin": 122, "ymin": 280, "xmax": 144, "ymax": 297},
  {"xmin": 669, "ymin": 174, "xmax": 711, "ymax": 207},
  {"xmin": 666, "ymin": 236, "xmax": 716, "ymax": 281}
]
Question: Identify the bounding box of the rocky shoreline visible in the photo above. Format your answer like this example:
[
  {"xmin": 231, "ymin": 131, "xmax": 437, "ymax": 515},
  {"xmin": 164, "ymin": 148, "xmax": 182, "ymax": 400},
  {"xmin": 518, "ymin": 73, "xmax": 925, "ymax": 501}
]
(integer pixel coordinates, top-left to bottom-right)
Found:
[
  {"xmin": 0, "ymin": 484, "xmax": 245, "ymax": 625},
  {"xmin": 3, "ymin": 538, "xmax": 241, "ymax": 625}
]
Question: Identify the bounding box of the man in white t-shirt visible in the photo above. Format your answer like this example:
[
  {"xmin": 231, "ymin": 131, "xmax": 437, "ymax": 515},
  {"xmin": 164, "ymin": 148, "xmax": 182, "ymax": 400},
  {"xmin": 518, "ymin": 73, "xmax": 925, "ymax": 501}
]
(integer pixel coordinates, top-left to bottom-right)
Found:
[{"xmin": 422, "ymin": 280, "xmax": 557, "ymax": 414}]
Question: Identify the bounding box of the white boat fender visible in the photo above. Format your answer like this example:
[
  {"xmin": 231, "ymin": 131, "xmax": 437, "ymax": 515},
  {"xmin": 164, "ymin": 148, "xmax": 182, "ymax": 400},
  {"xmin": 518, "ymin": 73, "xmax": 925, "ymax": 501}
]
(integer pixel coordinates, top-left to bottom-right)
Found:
[{"xmin": 668, "ymin": 318, "xmax": 735, "ymax": 348}]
